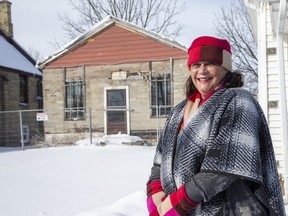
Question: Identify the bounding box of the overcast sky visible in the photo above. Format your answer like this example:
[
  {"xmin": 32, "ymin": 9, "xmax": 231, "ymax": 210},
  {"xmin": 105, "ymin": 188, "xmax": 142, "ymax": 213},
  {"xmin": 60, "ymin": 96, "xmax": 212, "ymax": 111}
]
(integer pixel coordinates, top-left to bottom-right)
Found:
[{"xmin": 9, "ymin": 0, "xmax": 234, "ymax": 60}]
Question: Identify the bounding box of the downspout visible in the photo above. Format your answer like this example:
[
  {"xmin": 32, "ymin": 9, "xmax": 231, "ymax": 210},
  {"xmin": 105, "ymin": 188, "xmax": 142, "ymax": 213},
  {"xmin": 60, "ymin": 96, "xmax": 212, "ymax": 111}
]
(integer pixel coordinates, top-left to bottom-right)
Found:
[
  {"xmin": 170, "ymin": 58, "xmax": 174, "ymax": 106},
  {"xmin": 277, "ymin": 0, "xmax": 288, "ymax": 203}
]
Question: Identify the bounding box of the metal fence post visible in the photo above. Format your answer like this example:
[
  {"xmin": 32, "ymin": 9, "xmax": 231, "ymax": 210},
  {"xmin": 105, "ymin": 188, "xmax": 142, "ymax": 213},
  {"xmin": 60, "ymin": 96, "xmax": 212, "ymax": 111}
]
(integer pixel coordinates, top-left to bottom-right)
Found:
[
  {"xmin": 89, "ymin": 107, "xmax": 92, "ymax": 145},
  {"xmin": 19, "ymin": 110, "xmax": 24, "ymax": 151},
  {"xmin": 156, "ymin": 105, "xmax": 159, "ymax": 142}
]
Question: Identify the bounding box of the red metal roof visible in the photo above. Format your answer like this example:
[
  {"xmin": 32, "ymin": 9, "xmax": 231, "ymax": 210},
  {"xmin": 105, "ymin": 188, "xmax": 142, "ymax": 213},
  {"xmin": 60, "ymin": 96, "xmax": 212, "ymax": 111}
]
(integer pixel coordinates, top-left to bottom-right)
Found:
[{"xmin": 40, "ymin": 16, "xmax": 187, "ymax": 68}]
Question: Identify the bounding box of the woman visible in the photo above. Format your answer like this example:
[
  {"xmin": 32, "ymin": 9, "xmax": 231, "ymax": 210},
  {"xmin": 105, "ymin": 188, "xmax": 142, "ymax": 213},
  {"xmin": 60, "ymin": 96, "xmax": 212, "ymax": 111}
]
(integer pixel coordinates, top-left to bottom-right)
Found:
[{"xmin": 146, "ymin": 36, "xmax": 285, "ymax": 215}]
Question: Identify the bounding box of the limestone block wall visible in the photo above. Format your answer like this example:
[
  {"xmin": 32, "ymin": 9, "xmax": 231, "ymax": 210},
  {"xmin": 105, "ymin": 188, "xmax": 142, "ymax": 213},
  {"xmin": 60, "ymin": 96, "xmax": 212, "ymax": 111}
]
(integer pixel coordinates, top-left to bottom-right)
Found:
[
  {"xmin": 43, "ymin": 58, "xmax": 187, "ymax": 141},
  {"xmin": 0, "ymin": 0, "xmax": 13, "ymax": 37},
  {"xmin": 0, "ymin": 69, "xmax": 42, "ymax": 146}
]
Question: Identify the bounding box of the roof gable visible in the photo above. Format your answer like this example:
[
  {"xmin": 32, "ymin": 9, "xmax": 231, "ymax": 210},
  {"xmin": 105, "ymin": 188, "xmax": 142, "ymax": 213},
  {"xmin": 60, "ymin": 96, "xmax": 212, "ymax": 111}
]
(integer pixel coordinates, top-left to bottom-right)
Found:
[{"xmin": 39, "ymin": 16, "xmax": 187, "ymax": 68}]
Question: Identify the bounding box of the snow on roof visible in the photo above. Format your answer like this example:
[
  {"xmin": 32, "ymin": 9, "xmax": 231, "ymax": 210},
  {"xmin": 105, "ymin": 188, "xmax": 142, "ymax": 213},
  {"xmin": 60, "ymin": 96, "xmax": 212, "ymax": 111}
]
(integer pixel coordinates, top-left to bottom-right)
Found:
[
  {"xmin": 0, "ymin": 35, "xmax": 42, "ymax": 76},
  {"xmin": 38, "ymin": 15, "xmax": 188, "ymax": 69}
]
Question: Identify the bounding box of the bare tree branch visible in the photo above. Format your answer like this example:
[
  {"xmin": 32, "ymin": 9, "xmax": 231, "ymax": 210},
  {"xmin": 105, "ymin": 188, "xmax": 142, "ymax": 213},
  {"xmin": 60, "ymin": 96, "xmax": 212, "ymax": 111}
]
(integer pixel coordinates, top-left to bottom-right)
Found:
[
  {"xmin": 27, "ymin": 47, "xmax": 43, "ymax": 63},
  {"xmin": 58, "ymin": 0, "xmax": 186, "ymax": 42},
  {"xmin": 214, "ymin": 0, "xmax": 258, "ymax": 93}
]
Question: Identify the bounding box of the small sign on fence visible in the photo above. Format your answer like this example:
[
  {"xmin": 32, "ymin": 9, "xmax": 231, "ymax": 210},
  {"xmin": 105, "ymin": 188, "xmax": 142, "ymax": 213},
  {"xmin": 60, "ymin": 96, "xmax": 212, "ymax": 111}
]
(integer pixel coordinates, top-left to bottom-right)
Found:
[{"xmin": 36, "ymin": 112, "xmax": 48, "ymax": 121}]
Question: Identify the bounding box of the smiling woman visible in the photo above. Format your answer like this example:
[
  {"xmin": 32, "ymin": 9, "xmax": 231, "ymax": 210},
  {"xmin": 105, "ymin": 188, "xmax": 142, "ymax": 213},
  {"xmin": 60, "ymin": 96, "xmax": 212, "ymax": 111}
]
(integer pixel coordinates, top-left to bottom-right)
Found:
[
  {"xmin": 189, "ymin": 62, "xmax": 227, "ymax": 98},
  {"xmin": 146, "ymin": 36, "xmax": 285, "ymax": 215},
  {"xmin": 186, "ymin": 36, "xmax": 233, "ymax": 98}
]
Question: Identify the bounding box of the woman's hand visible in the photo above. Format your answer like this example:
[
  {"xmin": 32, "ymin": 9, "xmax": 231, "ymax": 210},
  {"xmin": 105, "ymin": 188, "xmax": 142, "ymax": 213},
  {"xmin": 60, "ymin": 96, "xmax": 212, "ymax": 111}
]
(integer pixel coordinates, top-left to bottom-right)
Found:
[
  {"xmin": 147, "ymin": 180, "xmax": 166, "ymax": 213},
  {"xmin": 150, "ymin": 185, "xmax": 198, "ymax": 216},
  {"xmin": 147, "ymin": 191, "xmax": 166, "ymax": 213}
]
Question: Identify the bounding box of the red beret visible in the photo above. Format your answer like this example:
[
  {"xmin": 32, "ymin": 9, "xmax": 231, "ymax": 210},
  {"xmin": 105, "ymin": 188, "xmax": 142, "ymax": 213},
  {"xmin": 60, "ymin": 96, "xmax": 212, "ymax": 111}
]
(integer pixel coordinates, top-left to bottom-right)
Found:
[{"xmin": 187, "ymin": 36, "xmax": 232, "ymax": 71}]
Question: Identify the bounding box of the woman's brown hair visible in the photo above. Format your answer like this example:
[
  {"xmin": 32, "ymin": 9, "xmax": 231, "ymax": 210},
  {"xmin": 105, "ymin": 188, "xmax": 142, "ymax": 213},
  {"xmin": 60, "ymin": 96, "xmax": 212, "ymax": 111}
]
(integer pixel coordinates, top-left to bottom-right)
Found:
[{"xmin": 185, "ymin": 71, "xmax": 244, "ymax": 98}]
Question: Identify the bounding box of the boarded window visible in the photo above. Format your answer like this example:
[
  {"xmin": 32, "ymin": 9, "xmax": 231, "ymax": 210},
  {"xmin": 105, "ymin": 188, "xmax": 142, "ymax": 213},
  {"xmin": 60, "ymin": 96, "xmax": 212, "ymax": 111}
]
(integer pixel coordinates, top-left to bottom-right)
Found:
[
  {"xmin": 19, "ymin": 74, "xmax": 28, "ymax": 104},
  {"xmin": 150, "ymin": 73, "xmax": 172, "ymax": 117},
  {"xmin": 64, "ymin": 80, "xmax": 85, "ymax": 120}
]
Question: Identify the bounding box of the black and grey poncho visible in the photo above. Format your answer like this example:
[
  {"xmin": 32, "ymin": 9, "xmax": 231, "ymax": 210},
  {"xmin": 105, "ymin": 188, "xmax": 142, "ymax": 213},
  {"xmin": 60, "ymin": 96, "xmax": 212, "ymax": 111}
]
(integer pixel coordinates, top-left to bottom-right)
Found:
[{"xmin": 151, "ymin": 88, "xmax": 285, "ymax": 215}]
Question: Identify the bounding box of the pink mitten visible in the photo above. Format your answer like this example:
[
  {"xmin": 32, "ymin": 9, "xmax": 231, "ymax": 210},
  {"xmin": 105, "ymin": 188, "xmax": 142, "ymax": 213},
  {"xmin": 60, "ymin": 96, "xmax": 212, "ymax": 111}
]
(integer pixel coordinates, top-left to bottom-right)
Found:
[
  {"xmin": 150, "ymin": 185, "xmax": 198, "ymax": 216},
  {"xmin": 147, "ymin": 180, "xmax": 166, "ymax": 213}
]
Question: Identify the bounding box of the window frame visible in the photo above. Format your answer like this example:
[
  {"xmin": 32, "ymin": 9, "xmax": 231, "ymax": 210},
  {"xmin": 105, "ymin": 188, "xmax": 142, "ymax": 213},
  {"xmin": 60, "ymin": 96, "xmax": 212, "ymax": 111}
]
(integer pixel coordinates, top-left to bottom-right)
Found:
[
  {"xmin": 64, "ymin": 80, "xmax": 85, "ymax": 121},
  {"xmin": 150, "ymin": 73, "xmax": 172, "ymax": 117},
  {"xmin": 19, "ymin": 74, "xmax": 28, "ymax": 104}
]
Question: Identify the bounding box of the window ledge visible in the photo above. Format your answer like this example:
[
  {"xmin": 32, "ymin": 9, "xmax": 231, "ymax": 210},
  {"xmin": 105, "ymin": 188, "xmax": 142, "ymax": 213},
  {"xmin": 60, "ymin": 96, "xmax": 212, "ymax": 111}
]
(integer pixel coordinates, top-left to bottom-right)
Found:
[{"xmin": 150, "ymin": 115, "xmax": 168, "ymax": 118}]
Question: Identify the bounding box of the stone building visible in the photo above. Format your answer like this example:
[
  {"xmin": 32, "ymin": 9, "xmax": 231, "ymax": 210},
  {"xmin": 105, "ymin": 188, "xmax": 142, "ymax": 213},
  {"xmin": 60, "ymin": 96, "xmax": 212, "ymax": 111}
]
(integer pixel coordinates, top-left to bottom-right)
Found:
[
  {"xmin": 38, "ymin": 16, "xmax": 189, "ymax": 144},
  {"xmin": 0, "ymin": 0, "xmax": 43, "ymax": 146}
]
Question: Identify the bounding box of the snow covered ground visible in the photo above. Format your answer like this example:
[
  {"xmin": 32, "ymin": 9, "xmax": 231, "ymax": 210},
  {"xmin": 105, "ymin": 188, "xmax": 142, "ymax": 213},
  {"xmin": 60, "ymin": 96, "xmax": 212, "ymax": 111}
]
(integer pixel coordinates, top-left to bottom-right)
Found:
[
  {"xmin": 1, "ymin": 134, "xmax": 287, "ymax": 216},
  {"xmin": 0, "ymin": 135, "xmax": 154, "ymax": 216}
]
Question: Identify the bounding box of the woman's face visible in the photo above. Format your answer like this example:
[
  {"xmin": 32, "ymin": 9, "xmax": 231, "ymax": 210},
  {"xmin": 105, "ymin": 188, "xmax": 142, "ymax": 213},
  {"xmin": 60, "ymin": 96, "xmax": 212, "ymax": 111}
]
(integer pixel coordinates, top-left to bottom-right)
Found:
[{"xmin": 189, "ymin": 61, "xmax": 228, "ymax": 98}]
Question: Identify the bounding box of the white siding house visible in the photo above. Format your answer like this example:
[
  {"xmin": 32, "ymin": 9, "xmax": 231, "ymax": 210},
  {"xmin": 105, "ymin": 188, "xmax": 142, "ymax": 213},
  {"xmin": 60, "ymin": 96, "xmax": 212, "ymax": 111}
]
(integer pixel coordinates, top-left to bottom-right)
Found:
[{"xmin": 244, "ymin": 0, "xmax": 288, "ymax": 198}]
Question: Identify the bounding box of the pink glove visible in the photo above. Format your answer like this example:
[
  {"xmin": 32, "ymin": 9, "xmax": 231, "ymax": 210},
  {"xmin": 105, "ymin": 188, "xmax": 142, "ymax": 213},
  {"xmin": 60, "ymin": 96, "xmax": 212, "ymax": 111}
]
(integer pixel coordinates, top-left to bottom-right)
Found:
[
  {"xmin": 150, "ymin": 185, "xmax": 198, "ymax": 216},
  {"xmin": 147, "ymin": 180, "xmax": 166, "ymax": 213}
]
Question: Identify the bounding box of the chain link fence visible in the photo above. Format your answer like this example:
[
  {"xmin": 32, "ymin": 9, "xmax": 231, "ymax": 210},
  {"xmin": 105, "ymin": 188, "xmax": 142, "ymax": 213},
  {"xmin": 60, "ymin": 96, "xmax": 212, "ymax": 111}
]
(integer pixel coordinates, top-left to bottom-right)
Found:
[
  {"xmin": 0, "ymin": 109, "xmax": 44, "ymax": 149},
  {"xmin": 0, "ymin": 106, "xmax": 169, "ymax": 149}
]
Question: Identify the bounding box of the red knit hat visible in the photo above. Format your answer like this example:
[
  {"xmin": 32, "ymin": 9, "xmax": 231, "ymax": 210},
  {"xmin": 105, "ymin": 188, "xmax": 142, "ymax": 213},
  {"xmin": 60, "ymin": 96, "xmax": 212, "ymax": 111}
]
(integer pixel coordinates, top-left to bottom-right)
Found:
[{"xmin": 187, "ymin": 36, "xmax": 232, "ymax": 71}]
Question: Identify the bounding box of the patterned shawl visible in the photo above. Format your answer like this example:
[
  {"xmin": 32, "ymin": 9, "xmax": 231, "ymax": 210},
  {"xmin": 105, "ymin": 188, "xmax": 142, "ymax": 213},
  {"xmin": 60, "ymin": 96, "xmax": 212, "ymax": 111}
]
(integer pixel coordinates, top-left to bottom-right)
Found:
[{"xmin": 153, "ymin": 87, "xmax": 285, "ymax": 215}]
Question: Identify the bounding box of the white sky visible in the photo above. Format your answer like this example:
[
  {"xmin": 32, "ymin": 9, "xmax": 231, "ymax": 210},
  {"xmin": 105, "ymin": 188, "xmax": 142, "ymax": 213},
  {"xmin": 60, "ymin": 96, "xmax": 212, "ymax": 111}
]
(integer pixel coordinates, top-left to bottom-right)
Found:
[{"xmin": 9, "ymin": 0, "xmax": 234, "ymax": 60}]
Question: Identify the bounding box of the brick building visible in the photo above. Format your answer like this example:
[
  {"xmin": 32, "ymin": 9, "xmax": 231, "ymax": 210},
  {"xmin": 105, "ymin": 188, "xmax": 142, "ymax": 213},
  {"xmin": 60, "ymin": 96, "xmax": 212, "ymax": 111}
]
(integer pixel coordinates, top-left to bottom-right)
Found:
[
  {"xmin": 38, "ymin": 16, "xmax": 189, "ymax": 144},
  {"xmin": 0, "ymin": 0, "xmax": 43, "ymax": 146}
]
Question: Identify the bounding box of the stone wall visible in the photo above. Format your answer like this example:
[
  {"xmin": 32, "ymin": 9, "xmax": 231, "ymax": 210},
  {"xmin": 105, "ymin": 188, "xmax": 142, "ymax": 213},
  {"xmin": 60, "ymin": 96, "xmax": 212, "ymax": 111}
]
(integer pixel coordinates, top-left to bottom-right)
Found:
[
  {"xmin": 0, "ymin": 0, "xmax": 13, "ymax": 37},
  {"xmin": 43, "ymin": 58, "xmax": 188, "ymax": 142},
  {"xmin": 0, "ymin": 69, "xmax": 42, "ymax": 146}
]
